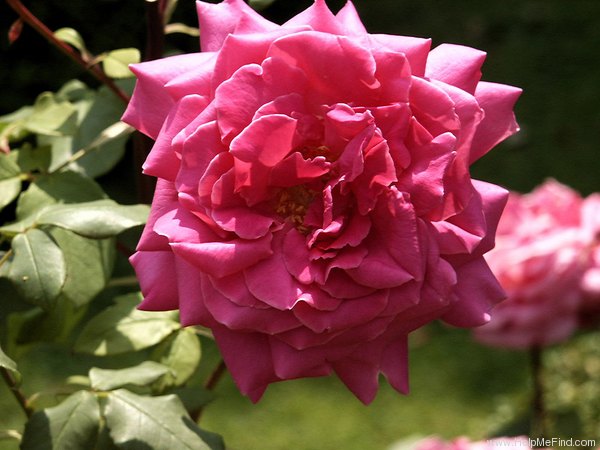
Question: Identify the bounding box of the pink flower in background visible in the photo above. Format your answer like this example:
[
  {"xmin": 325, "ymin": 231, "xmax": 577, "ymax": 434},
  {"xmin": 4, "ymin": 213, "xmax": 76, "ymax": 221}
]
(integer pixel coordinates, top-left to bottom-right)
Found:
[
  {"xmin": 475, "ymin": 180, "xmax": 600, "ymax": 349},
  {"xmin": 123, "ymin": 0, "xmax": 520, "ymax": 403},
  {"xmin": 411, "ymin": 436, "xmax": 549, "ymax": 450}
]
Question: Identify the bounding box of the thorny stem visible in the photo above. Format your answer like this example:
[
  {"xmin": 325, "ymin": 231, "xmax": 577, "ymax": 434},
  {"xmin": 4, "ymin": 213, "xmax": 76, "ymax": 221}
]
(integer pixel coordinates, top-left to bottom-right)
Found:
[
  {"xmin": 190, "ymin": 360, "xmax": 227, "ymax": 423},
  {"xmin": 5, "ymin": 0, "xmax": 130, "ymax": 105},
  {"xmin": 1, "ymin": 367, "xmax": 34, "ymax": 419},
  {"xmin": 530, "ymin": 346, "xmax": 547, "ymax": 437}
]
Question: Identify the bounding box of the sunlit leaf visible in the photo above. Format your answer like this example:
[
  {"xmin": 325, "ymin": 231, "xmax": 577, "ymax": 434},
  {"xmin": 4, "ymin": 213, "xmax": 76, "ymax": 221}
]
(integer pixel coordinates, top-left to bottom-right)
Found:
[
  {"xmin": 36, "ymin": 200, "xmax": 149, "ymax": 239},
  {"xmin": 104, "ymin": 389, "xmax": 223, "ymax": 450},
  {"xmin": 89, "ymin": 361, "xmax": 172, "ymax": 391},
  {"xmin": 75, "ymin": 293, "xmax": 180, "ymax": 356},
  {"xmin": 102, "ymin": 48, "xmax": 141, "ymax": 79},
  {"xmin": 20, "ymin": 390, "xmax": 100, "ymax": 450},
  {"xmin": 164, "ymin": 23, "xmax": 200, "ymax": 37},
  {"xmin": 8, "ymin": 229, "xmax": 67, "ymax": 309},
  {"xmin": 0, "ymin": 344, "xmax": 18, "ymax": 374},
  {"xmin": 24, "ymin": 92, "xmax": 78, "ymax": 136},
  {"xmin": 16, "ymin": 171, "xmax": 106, "ymax": 220},
  {"xmin": 0, "ymin": 151, "xmax": 22, "ymax": 209},
  {"xmin": 152, "ymin": 328, "xmax": 202, "ymax": 389},
  {"xmin": 54, "ymin": 28, "xmax": 87, "ymax": 54}
]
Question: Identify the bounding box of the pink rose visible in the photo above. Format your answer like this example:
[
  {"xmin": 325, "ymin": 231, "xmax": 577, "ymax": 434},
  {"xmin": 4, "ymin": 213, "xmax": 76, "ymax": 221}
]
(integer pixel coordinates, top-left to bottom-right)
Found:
[
  {"xmin": 123, "ymin": 0, "xmax": 520, "ymax": 403},
  {"xmin": 412, "ymin": 436, "xmax": 548, "ymax": 450},
  {"xmin": 475, "ymin": 180, "xmax": 600, "ymax": 349}
]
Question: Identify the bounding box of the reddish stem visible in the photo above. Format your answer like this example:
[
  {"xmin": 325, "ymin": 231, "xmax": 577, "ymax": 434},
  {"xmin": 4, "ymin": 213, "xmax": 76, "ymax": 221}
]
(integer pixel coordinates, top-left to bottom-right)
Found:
[
  {"xmin": 5, "ymin": 0, "xmax": 130, "ymax": 105},
  {"xmin": 1, "ymin": 367, "xmax": 34, "ymax": 419}
]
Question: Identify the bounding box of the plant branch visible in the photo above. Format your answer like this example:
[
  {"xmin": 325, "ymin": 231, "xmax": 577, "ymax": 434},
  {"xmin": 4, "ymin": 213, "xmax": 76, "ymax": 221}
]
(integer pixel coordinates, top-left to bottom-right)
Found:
[
  {"xmin": 5, "ymin": 0, "xmax": 130, "ymax": 105},
  {"xmin": 190, "ymin": 359, "xmax": 227, "ymax": 423},
  {"xmin": 530, "ymin": 346, "xmax": 547, "ymax": 437},
  {"xmin": 204, "ymin": 359, "xmax": 227, "ymax": 392},
  {"xmin": 144, "ymin": 0, "xmax": 165, "ymax": 61},
  {"xmin": 1, "ymin": 367, "xmax": 34, "ymax": 419}
]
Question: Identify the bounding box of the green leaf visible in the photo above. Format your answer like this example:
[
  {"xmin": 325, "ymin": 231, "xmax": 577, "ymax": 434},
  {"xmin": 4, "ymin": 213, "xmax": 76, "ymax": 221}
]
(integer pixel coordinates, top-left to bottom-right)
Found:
[
  {"xmin": 103, "ymin": 389, "xmax": 223, "ymax": 450},
  {"xmin": 152, "ymin": 328, "xmax": 201, "ymax": 390},
  {"xmin": 20, "ymin": 390, "xmax": 100, "ymax": 450},
  {"xmin": 0, "ymin": 344, "xmax": 18, "ymax": 373},
  {"xmin": 164, "ymin": 23, "xmax": 200, "ymax": 37},
  {"xmin": 102, "ymin": 48, "xmax": 141, "ymax": 79},
  {"xmin": 16, "ymin": 171, "xmax": 106, "ymax": 219},
  {"xmin": 0, "ymin": 177, "xmax": 21, "ymax": 211},
  {"xmin": 24, "ymin": 92, "xmax": 78, "ymax": 136},
  {"xmin": 49, "ymin": 228, "xmax": 115, "ymax": 307},
  {"xmin": 249, "ymin": 0, "xmax": 278, "ymax": 10},
  {"xmin": 13, "ymin": 144, "xmax": 52, "ymax": 173},
  {"xmin": 0, "ymin": 151, "xmax": 22, "ymax": 209},
  {"xmin": 54, "ymin": 28, "xmax": 87, "ymax": 54},
  {"xmin": 8, "ymin": 229, "xmax": 67, "ymax": 309},
  {"xmin": 90, "ymin": 361, "xmax": 172, "ymax": 391},
  {"xmin": 75, "ymin": 293, "xmax": 180, "ymax": 356},
  {"xmin": 36, "ymin": 200, "xmax": 149, "ymax": 239}
]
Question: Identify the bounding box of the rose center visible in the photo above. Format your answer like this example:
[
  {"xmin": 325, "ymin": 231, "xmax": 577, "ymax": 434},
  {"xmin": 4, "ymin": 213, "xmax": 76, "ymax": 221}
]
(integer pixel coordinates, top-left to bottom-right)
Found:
[
  {"xmin": 299, "ymin": 144, "xmax": 336, "ymax": 162},
  {"xmin": 275, "ymin": 185, "xmax": 315, "ymax": 233}
]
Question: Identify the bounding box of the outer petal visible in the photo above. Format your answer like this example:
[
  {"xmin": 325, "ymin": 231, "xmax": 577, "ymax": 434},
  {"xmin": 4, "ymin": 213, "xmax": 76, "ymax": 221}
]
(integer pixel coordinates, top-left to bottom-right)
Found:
[
  {"xmin": 122, "ymin": 53, "xmax": 206, "ymax": 139},
  {"xmin": 425, "ymin": 43, "xmax": 487, "ymax": 94},
  {"xmin": 196, "ymin": 0, "xmax": 277, "ymax": 52},
  {"xmin": 441, "ymin": 257, "xmax": 506, "ymax": 327},
  {"xmin": 469, "ymin": 82, "xmax": 522, "ymax": 163},
  {"xmin": 132, "ymin": 251, "xmax": 179, "ymax": 311},
  {"xmin": 212, "ymin": 326, "xmax": 275, "ymax": 402},
  {"xmin": 143, "ymin": 95, "xmax": 210, "ymax": 181}
]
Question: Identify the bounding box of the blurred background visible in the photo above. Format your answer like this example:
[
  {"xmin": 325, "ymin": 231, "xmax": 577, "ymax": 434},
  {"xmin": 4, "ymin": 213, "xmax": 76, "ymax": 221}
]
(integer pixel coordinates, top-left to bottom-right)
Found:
[{"xmin": 1, "ymin": 1, "xmax": 599, "ymax": 449}]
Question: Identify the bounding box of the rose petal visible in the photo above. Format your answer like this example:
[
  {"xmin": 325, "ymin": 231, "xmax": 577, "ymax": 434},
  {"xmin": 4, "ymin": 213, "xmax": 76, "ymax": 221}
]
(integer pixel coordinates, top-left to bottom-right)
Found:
[
  {"xmin": 196, "ymin": 0, "xmax": 277, "ymax": 52},
  {"xmin": 122, "ymin": 53, "xmax": 205, "ymax": 139},
  {"xmin": 425, "ymin": 43, "xmax": 487, "ymax": 94},
  {"xmin": 470, "ymin": 82, "xmax": 522, "ymax": 163}
]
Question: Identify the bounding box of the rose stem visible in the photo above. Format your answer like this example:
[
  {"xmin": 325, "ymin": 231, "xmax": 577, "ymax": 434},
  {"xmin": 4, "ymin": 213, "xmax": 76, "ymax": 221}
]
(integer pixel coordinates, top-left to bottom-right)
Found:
[
  {"xmin": 5, "ymin": 0, "xmax": 130, "ymax": 105},
  {"xmin": 0, "ymin": 367, "xmax": 34, "ymax": 419},
  {"xmin": 530, "ymin": 345, "xmax": 547, "ymax": 437},
  {"xmin": 190, "ymin": 359, "xmax": 227, "ymax": 423}
]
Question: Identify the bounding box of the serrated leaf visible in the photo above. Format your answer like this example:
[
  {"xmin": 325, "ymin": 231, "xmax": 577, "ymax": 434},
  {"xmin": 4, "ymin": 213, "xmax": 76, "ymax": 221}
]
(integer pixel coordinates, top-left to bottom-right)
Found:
[
  {"xmin": 153, "ymin": 328, "xmax": 201, "ymax": 390},
  {"xmin": 20, "ymin": 390, "xmax": 100, "ymax": 450},
  {"xmin": 24, "ymin": 92, "xmax": 78, "ymax": 136},
  {"xmin": 90, "ymin": 361, "xmax": 172, "ymax": 391},
  {"xmin": 75, "ymin": 293, "xmax": 180, "ymax": 356},
  {"xmin": 36, "ymin": 200, "xmax": 149, "ymax": 239},
  {"xmin": 8, "ymin": 229, "xmax": 67, "ymax": 309},
  {"xmin": 54, "ymin": 28, "xmax": 87, "ymax": 54},
  {"xmin": 0, "ymin": 344, "xmax": 18, "ymax": 373},
  {"xmin": 16, "ymin": 171, "xmax": 106, "ymax": 219},
  {"xmin": 104, "ymin": 389, "xmax": 223, "ymax": 450},
  {"xmin": 102, "ymin": 48, "xmax": 141, "ymax": 79},
  {"xmin": 49, "ymin": 228, "xmax": 115, "ymax": 307}
]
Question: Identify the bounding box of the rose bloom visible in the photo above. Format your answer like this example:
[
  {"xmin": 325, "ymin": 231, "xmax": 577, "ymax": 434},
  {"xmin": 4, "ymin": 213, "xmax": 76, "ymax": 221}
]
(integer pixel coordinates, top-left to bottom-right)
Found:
[
  {"xmin": 475, "ymin": 180, "xmax": 600, "ymax": 349},
  {"xmin": 411, "ymin": 436, "xmax": 549, "ymax": 450},
  {"xmin": 124, "ymin": 0, "xmax": 520, "ymax": 403}
]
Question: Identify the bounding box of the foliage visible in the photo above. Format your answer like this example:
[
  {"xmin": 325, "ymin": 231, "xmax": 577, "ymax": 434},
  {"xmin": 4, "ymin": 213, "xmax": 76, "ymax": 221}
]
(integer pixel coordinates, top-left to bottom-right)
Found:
[{"xmin": 0, "ymin": 13, "xmax": 221, "ymax": 445}]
